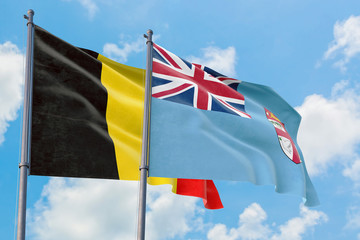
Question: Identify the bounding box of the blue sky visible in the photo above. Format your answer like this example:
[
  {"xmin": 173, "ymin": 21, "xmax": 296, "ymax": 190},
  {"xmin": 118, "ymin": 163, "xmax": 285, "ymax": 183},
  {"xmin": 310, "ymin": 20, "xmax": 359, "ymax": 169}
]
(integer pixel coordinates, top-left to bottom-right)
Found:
[{"xmin": 1, "ymin": 0, "xmax": 360, "ymax": 239}]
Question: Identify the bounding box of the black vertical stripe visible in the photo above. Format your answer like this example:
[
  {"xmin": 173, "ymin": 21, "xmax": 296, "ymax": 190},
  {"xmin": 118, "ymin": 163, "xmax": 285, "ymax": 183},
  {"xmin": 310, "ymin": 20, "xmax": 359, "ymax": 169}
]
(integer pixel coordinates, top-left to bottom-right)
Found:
[{"xmin": 30, "ymin": 25, "xmax": 119, "ymax": 179}]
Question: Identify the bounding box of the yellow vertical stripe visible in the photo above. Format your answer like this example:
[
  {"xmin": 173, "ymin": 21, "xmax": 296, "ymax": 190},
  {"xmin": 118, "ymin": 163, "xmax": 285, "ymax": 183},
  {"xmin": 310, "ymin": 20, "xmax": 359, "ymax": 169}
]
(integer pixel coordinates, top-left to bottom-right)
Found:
[
  {"xmin": 99, "ymin": 54, "xmax": 144, "ymax": 180},
  {"xmin": 98, "ymin": 54, "xmax": 177, "ymax": 193}
]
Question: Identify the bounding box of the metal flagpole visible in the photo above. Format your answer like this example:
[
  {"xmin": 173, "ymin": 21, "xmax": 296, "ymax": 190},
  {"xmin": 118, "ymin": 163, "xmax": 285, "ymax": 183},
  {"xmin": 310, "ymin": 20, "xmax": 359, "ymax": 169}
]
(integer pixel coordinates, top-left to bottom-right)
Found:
[
  {"xmin": 137, "ymin": 29, "xmax": 153, "ymax": 240},
  {"xmin": 17, "ymin": 9, "xmax": 35, "ymax": 240}
]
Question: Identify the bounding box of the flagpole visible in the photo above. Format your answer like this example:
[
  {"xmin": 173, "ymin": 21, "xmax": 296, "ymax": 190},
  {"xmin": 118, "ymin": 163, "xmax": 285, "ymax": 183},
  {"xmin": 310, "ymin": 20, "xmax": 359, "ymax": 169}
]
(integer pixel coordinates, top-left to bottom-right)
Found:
[
  {"xmin": 137, "ymin": 29, "xmax": 153, "ymax": 240},
  {"xmin": 17, "ymin": 9, "xmax": 35, "ymax": 240}
]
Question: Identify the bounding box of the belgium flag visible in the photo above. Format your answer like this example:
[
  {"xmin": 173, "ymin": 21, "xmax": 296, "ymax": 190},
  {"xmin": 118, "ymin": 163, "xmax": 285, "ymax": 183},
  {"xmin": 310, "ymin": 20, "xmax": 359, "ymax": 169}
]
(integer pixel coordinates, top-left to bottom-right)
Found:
[{"xmin": 30, "ymin": 26, "xmax": 222, "ymax": 209}]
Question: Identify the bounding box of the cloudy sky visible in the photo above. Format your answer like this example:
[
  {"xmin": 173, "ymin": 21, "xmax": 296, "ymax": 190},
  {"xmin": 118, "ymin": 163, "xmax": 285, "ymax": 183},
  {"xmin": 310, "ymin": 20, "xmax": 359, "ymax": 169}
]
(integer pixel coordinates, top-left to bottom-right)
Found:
[{"xmin": 1, "ymin": 1, "xmax": 360, "ymax": 239}]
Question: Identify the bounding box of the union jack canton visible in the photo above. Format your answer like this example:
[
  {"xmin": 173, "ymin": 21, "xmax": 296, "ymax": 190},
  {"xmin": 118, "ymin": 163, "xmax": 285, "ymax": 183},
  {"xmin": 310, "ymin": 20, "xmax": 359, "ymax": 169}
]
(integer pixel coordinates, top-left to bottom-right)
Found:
[{"xmin": 152, "ymin": 44, "xmax": 251, "ymax": 119}]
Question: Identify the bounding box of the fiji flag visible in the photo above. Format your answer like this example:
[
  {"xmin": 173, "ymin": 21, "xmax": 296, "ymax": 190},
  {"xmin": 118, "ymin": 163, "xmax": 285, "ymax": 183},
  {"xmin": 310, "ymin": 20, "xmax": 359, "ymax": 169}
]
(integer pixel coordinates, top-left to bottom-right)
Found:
[{"xmin": 149, "ymin": 44, "xmax": 319, "ymax": 206}]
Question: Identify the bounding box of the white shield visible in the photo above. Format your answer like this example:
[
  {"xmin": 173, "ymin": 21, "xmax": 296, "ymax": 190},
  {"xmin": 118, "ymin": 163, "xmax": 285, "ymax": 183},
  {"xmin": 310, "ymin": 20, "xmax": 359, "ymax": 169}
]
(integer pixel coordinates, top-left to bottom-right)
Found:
[{"xmin": 278, "ymin": 136, "xmax": 293, "ymax": 160}]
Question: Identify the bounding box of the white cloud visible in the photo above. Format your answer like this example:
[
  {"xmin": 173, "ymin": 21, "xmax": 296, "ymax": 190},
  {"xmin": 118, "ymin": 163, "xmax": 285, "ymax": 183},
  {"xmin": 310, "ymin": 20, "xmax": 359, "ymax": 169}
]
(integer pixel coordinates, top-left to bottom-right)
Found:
[
  {"xmin": 207, "ymin": 203, "xmax": 327, "ymax": 240},
  {"xmin": 323, "ymin": 15, "xmax": 360, "ymax": 71},
  {"xmin": 236, "ymin": 203, "xmax": 271, "ymax": 240},
  {"xmin": 79, "ymin": 0, "xmax": 98, "ymax": 19},
  {"xmin": 146, "ymin": 184, "xmax": 203, "ymax": 239},
  {"xmin": 103, "ymin": 37, "xmax": 146, "ymax": 63},
  {"xmin": 28, "ymin": 178, "xmax": 201, "ymax": 240},
  {"xmin": 188, "ymin": 46, "xmax": 237, "ymax": 77},
  {"xmin": 62, "ymin": 0, "xmax": 98, "ymax": 19},
  {"xmin": 0, "ymin": 41, "xmax": 24, "ymax": 145},
  {"xmin": 296, "ymin": 80, "xmax": 360, "ymax": 176},
  {"xmin": 270, "ymin": 206, "xmax": 328, "ymax": 240},
  {"xmin": 28, "ymin": 178, "xmax": 139, "ymax": 240},
  {"xmin": 345, "ymin": 206, "xmax": 360, "ymax": 230},
  {"xmin": 208, "ymin": 203, "xmax": 270, "ymax": 240},
  {"xmin": 343, "ymin": 158, "xmax": 360, "ymax": 185},
  {"xmin": 208, "ymin": 224, "xmax": 237, "ymax": 240}
]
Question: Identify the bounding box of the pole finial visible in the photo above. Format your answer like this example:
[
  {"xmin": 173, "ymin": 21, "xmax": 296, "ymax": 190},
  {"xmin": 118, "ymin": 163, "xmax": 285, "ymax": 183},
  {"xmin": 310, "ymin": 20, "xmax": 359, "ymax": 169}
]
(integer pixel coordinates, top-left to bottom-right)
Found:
[
  {"xmin": 28, "ymin": 9, "xmax": 35, "ymax": 16},
  {"xmin": 145, "ymin": 29, "xmax": 153, "ymax": 44},
  {"xmin": 26, "ymin": 9, "xmax": 35, "ymax": 26}
]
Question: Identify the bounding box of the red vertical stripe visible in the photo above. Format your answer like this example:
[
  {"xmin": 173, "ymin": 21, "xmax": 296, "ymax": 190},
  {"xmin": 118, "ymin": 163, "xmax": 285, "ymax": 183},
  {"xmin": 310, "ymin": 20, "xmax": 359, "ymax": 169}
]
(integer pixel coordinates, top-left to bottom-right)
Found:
[{"xmin": 176, "ymin": 179, "xmax": 223, "ymax": 209}]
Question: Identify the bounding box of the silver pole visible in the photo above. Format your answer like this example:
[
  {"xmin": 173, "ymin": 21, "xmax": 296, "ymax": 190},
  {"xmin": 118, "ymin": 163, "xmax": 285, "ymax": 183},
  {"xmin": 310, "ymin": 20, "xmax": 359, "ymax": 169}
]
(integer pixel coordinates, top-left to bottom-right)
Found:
[
  {"xmin": 137, "ymin": 29, "xmax": 153, "ymax": 240},
  {"xmin": 17, "ymin": 9, "xmax": 34, "ymax": 240}
]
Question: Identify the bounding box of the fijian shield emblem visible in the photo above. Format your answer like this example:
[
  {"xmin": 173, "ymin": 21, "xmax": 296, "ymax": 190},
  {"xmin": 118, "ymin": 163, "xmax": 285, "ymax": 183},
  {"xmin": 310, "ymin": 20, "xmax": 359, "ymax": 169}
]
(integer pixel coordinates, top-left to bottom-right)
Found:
[{"xmin": 265, "ymin": 108, "xmax": 301, "ymax": 164}]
